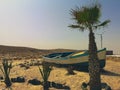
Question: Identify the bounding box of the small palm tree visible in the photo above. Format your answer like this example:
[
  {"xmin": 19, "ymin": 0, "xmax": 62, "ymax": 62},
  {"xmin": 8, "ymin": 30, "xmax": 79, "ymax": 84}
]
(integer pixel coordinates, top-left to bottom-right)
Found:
[
  {"xmin": 38, "ymin": 62, "xmax": 52, "ymax": 90},
  {"xmin": 69, "ymin": 3, "xmax": 110, "ymax": 90},
  {"xmin": 0, "ymin": 59, "xmax": 12, "ymax": 87}
]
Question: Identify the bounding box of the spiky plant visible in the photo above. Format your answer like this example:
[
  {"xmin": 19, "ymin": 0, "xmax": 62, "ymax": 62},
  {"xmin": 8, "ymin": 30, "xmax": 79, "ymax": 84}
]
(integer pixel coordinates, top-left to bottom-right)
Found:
[
  {"xmin": 0, "ymin": 59, "xmax": 12, "ymax": 87},
  {"xmin": 38, "ymin": 62, "xmax": 52, "ymax": 90}
]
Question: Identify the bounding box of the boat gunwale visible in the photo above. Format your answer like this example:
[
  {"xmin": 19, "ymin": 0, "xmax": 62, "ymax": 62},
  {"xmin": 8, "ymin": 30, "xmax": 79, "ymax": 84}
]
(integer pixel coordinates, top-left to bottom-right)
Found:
[{"xmin": 43, "ymin": 48, "xmax": 106, "ymax": 60}]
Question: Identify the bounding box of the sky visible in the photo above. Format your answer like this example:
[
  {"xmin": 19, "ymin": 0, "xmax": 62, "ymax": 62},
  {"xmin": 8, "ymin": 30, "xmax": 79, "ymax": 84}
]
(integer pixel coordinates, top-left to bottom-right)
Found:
[{"xmin": 0, "ymin": 0, "xmax": 120, "ymax": 54}]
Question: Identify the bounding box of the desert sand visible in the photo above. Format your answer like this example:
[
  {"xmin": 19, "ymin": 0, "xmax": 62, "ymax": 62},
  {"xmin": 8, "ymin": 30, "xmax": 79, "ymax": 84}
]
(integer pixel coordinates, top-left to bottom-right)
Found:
[{"xmin": 0, "ymin": 57, "xmax": 120, "ymax": 90}]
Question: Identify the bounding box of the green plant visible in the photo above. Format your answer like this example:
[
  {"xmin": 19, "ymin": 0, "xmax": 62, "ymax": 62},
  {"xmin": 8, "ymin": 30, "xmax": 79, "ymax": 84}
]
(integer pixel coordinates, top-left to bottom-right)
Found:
[
  {"xmin": 38, "ymin": 62, "xmax": 52, "ymax": 90},
  {"xmin": 0, "ymin": 59, "xmax": 12, "ymax": 87}
]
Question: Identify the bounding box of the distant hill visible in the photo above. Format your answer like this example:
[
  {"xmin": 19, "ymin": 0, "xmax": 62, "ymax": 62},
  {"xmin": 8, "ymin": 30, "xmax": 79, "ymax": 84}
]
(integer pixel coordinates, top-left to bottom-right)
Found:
[
  {"xmin": 0, "ymin": 45, "xmax": 77, "ymax": 60},
  {"xmin": 0, "ymin": 45, "xmax": 48, "ymax": 59},
  {"xmin": 0, "ymin": 45, "xmax": 44, "ymax": 53}
]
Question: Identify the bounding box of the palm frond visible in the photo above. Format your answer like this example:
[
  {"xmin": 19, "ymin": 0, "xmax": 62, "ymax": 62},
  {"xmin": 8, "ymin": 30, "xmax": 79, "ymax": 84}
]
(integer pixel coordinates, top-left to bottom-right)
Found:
[
  {"xmin": 68, "ymin": 25, "xmax": 80, "ymax": 28},
  {"xmin": 98, "ymin": 20, "xmax": 110, "ymax": 27},
  {"xmin": 88, "ymin": 4, "xmax": 101, "ymax": 24},
  {"xmin": 94, "ymin": 20, "xmax": 111, "ymax": 28},
  {"xmin": 68, "ymin": 25, "xmax": 85, "ymax": 31},
  {"xmin": 69, "ymin": 4, "xmax": 102, "ymax": 30}
]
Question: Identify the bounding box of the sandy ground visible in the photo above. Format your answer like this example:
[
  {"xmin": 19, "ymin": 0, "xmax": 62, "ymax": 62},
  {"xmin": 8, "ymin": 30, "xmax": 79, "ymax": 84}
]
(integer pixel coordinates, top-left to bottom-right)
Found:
[{"xmin": 0, "ymin": 58, "xmax": 120, "ymax": 90}]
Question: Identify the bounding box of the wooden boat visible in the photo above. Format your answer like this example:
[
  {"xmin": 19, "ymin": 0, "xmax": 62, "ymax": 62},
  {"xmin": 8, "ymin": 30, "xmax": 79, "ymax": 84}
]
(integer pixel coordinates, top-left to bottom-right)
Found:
[{"xmin": 42, "ymin": 48, "xmax": 106, "ymax": 69}]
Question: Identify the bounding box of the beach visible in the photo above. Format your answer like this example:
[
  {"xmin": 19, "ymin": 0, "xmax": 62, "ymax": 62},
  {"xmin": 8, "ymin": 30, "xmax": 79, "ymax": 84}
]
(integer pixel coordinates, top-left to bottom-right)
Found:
[{"xmin": 0, "ymin": 57, "xmax": 120, "ymax": 90}]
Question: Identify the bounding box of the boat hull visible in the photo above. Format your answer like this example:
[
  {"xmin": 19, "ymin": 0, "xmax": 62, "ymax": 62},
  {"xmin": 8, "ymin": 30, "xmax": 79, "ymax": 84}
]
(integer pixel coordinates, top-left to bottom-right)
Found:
[
  {"xmin": 43, "ymin": 48, "xmax": 106, "ymax": 69},
  {"xmin": 51, "ymin": 59, "xmax": 106, "ymax": 70}
]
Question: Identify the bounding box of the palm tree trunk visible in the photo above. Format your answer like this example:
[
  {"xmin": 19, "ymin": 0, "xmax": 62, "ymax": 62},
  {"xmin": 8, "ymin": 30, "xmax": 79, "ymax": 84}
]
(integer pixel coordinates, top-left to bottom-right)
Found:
[{"xmin": 88, "ymin": 29, "xmax": 101, "ymax": 90}]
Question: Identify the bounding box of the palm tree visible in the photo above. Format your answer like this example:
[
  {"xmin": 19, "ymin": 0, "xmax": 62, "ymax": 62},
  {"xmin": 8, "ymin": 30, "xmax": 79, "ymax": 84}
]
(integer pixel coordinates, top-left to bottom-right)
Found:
[{"xmin": 69, "ymin": 3, "xmax": 110, "ymax": 90}]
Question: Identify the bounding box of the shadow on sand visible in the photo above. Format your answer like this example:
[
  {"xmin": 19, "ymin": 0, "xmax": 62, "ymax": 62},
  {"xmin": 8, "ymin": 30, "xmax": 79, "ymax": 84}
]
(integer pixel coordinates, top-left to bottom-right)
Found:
[
  {"xmin": 100, "ymin": 69, "xmax": 120, "ymax": 76},
  {"xmin": 28, "ymin": 79, "xmax": 70, "ymax": 90},
  {"xmin": 74, "ymin": 68, "xmax": 120, "ymax": 76},
  {"xmin": 49, "ymin": 82, "xmax": 70, "ymax": 90},
  {"xmin": 53, "ymin": 64, "xmax": 120, "ymax": 77}
]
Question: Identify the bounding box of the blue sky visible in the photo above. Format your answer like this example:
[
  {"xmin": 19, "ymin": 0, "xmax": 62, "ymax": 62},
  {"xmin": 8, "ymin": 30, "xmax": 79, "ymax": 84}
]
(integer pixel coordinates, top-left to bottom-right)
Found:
[{"xmin": 0, "ymin": 0, "xmax": 120, "ymax": 54}]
